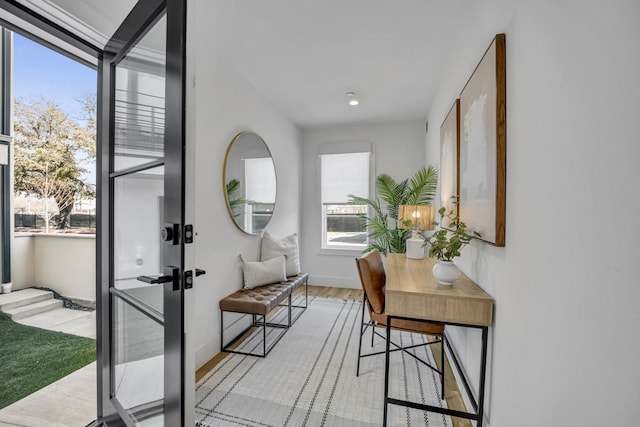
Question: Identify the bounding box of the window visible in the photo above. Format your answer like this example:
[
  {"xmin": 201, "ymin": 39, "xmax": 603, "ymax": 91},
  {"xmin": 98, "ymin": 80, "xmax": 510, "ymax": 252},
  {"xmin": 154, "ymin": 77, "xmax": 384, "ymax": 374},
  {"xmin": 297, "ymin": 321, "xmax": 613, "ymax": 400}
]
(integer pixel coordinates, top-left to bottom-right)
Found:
[
  {"xmin": 320, "ymin": 151, "xmax": 370, "ymax": 250},
  {"xmin": 244, "ymin": 157, "xmax": 276, "ymax": 233}
]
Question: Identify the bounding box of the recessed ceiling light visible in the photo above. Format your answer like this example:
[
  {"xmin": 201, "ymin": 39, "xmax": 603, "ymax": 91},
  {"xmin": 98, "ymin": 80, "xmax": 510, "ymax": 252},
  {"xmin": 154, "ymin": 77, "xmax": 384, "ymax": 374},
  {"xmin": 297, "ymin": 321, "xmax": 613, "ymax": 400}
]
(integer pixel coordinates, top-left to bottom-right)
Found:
[{"xmin": 346, "ymin": 91, "xmax": 359, "ymax": 106}]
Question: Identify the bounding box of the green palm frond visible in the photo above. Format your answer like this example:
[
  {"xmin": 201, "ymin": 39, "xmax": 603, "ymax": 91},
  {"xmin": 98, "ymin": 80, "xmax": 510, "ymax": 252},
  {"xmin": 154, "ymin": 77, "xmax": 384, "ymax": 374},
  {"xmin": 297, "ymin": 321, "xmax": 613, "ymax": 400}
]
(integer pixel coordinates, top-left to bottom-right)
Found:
[
  {"xmin": 389, "ymin": 231, "xmax": 406, "ymax": 253},
  {"xmin": 226, "ymin": 179, "xmax": 252, "ymax": 218},
  {"xmin": 376, "ymin": 174, "xmax": 403, "ymax": 206},
  {"xmin": 226, "ymin": 179, "xmax": 241, "ymax": 197},
  {"xmin": 404, "ymin": 166, "xmax": 438, "ymax": 205},
  {"xmin": 348, "ymin": 195, "xmax": 384, "ymax": 220},
  {"xmin": 377, "ymin": 175, "xmax": 409, "ymax": 221},
  {"xmin": 365, "ymin": 217, "xmax": 391, "ymax": 239}
]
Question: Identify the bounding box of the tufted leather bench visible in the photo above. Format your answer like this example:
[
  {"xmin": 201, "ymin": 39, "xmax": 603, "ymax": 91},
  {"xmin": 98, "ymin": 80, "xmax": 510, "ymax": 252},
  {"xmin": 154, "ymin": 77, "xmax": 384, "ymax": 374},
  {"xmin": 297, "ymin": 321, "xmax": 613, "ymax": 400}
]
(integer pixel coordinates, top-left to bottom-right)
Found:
[
  {"xmin": 220, "ymin": 283, "xmax": 292, "ymax": 316},
  {"xmin": 220, "ymin": 273, "xmax": 309, "ymax": 357}
]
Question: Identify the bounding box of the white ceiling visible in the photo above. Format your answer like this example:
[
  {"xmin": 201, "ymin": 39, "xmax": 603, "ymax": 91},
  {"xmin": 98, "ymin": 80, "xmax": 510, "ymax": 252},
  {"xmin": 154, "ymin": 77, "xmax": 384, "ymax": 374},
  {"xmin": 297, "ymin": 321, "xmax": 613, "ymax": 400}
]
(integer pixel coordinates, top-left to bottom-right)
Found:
[
  {"xmin": 13, "ymin": 0, "xmax": 476, "ymax": 129},
  {"xmin": 16, "ymin": 0, "xmax": 137, "ymax": 49},
  {"xmin": 201, "ymin": 1, "xmax": 474, "ymax": 129}
]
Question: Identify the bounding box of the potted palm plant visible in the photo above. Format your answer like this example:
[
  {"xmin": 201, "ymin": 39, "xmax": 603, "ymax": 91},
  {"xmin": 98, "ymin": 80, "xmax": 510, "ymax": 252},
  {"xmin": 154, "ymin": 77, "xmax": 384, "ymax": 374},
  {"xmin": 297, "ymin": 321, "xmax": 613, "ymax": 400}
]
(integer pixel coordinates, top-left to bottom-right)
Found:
[
  {"xmin": 348, "ymin": 166, "xmax": 438, "ymax": 255},
  {"xmin": 423, "ymin": 202, "xmax": 480, "ymax": 285}
]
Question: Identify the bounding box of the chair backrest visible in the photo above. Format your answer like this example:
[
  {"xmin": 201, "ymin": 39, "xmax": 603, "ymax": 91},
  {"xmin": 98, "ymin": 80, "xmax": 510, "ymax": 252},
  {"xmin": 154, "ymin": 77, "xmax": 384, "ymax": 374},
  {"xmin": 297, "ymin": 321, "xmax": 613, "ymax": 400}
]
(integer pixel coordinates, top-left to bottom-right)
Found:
[{"xmin": 355, "ymin": 249, "xmax": 386, "ymax": 315}]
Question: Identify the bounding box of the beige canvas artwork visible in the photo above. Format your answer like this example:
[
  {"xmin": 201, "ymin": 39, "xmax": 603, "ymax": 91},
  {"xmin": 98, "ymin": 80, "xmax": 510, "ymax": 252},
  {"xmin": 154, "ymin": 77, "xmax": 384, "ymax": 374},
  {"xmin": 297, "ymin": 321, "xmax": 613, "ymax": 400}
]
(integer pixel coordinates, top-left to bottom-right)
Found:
[{"xmin": 459, "ymin": 34, "xmax": 506, "ymax": 246}]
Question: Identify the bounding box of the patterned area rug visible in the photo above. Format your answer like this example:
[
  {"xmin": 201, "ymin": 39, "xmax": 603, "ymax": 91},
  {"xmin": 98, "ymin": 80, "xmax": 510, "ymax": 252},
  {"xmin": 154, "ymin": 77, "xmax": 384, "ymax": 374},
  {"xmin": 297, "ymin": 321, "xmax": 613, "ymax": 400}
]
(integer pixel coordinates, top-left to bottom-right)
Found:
[{"xmin": 196, "ymin": 297, "xmax": 452, "ymax": 427}]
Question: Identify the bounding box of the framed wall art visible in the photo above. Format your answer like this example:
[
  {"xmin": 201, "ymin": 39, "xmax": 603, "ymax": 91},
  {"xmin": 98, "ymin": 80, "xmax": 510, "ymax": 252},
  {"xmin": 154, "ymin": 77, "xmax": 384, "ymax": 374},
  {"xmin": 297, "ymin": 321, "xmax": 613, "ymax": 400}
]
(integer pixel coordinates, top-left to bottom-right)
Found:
[
  {"xmin": 440, "ymin": 99, "xmax": 459, "ymax": 229},
  {"xmin": 459, "ymin": 33, "xmax": 506, "ymax": 246}
]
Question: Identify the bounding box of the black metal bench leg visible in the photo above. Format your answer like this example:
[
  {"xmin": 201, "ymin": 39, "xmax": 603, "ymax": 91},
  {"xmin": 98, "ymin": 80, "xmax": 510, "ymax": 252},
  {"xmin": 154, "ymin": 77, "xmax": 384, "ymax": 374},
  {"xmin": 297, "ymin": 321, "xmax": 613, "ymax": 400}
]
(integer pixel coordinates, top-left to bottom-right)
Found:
[
  {"xmin": 220, "ymin": 310, "xmax": 224, "ymax": 352},
  {"xmin": 262, "ymin": 315, "xmax": 267, "ymax": 357}
]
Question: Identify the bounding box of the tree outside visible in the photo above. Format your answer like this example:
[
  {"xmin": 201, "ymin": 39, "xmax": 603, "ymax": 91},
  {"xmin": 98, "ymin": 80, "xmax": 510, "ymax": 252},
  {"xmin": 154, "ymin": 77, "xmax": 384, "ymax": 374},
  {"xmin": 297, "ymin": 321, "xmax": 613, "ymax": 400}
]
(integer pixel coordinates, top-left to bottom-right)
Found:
[{"xmin": 13, "ymin": 96, "xmax": 96, "ymax": 232}]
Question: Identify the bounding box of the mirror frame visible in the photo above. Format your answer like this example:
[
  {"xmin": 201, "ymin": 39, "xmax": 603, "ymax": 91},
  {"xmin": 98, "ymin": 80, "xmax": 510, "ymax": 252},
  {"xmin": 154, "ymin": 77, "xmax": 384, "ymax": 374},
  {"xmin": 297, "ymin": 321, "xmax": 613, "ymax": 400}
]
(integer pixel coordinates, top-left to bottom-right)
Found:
[{"xmin": 222, "ymin": 131, "xmax": 277, "ymax": 235}]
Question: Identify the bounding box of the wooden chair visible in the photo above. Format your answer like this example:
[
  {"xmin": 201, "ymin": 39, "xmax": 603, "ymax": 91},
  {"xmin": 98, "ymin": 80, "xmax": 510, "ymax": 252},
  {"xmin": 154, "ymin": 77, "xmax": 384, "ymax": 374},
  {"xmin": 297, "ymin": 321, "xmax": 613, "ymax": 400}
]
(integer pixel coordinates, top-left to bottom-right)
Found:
[{"xmin": 355, "ymin": 249, "xmax": 446, "ymax": 396}]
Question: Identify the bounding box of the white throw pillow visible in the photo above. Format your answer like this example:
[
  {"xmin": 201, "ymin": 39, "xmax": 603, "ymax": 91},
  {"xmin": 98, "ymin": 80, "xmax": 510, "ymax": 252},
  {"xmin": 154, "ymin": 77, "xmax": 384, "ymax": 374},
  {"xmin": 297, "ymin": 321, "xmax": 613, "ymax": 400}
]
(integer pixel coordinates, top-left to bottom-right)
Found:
[
  {"xmin": 240, "ymin": 255, "xmax": 287, "ymax": 289},
  {"xmin": 261, "ymin": 231, "xmax": 301, "ymax": 277}
]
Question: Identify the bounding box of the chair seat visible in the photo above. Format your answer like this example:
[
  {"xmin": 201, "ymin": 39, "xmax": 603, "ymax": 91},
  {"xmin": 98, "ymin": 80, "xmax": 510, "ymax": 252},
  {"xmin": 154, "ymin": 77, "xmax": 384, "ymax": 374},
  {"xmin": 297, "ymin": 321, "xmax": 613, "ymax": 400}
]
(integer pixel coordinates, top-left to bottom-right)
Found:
[{"xmin": 370, "ymin": 311, "xmax": 444, "ymax": 335}]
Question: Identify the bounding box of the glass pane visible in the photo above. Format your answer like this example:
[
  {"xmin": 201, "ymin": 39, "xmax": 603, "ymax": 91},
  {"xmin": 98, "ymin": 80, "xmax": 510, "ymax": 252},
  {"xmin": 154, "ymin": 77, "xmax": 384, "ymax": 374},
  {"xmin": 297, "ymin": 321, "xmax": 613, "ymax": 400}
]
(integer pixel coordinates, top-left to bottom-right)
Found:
[
  {"xmin": 114, "ymin": 166, "xmax": 164, "ymax": 314},
  {"xmin": 324, "ymin": 204, "xmax": 367, "ymax": 248},
  {"xmin": 114, "ymin": 14, "xmax": 166, "ymax": 171},
  {"xmin": 113, "ymin": 297, "xmax": 164, "ymax": 425}
]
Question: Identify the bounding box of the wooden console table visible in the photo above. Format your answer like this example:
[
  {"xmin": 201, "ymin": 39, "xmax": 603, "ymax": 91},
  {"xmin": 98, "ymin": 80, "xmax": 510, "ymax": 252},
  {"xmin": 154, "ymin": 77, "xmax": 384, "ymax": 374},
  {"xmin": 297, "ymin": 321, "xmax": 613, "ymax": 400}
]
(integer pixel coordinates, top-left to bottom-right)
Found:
[{"xmin": 383, "ymin": 253, "xmax": 494, "ymax": 426}]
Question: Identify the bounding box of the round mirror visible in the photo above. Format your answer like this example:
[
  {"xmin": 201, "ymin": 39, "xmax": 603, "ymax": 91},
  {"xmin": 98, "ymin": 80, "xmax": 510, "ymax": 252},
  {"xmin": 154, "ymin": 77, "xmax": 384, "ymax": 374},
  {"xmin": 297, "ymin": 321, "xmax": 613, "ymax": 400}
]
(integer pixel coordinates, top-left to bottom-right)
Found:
[{"xmin": 223, "ymin": 132, "xmax": 277, "ymax": 234}]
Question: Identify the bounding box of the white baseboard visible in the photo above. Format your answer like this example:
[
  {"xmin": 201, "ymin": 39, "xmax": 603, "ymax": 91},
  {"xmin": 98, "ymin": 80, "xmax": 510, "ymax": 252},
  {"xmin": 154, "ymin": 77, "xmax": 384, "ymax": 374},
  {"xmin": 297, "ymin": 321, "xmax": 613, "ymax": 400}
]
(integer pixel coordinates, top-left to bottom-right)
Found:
[
  {"xmin": 308, "ymin": 275, "xmax": 360, "ymax": 288},
  {"xmin": 196, "ymin": 339, "xmax": 219, "ymax": 370}
]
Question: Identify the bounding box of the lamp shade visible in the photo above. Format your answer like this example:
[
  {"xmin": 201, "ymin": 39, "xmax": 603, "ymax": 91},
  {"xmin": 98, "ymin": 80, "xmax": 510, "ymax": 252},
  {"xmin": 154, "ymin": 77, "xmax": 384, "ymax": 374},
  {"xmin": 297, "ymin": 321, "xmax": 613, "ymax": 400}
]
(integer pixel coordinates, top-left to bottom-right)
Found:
[{"xmin": 398, "ymin": 205, "xmax": 435, "ymax": 231}]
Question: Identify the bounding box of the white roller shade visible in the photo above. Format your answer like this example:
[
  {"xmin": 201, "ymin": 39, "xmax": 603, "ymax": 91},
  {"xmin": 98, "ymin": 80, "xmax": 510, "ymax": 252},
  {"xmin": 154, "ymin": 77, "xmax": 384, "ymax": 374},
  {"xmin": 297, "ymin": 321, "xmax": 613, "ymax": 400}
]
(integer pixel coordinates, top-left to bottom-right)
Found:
[
  {"xmin": 245, "ymin": 157, "xmax": 276, "ymax": 203},
  {"xmin": 321, "ymin": 152, "xmax": 370, "ymax": 204}
]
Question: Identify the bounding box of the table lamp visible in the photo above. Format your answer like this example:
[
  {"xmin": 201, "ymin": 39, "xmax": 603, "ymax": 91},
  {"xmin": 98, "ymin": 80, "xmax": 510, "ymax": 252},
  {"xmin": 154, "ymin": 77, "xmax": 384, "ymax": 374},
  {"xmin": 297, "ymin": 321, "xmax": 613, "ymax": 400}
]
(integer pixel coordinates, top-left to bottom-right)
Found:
[{"xmin": 398, "ymin": 205, "xmax": 435, "ymax": 259}]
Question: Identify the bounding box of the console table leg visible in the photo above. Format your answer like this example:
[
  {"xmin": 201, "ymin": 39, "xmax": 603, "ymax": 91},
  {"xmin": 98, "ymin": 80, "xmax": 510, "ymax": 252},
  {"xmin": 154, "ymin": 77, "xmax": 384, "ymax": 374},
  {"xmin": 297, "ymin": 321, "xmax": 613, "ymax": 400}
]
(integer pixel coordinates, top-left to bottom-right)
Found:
[
  {"xmin": 477, "ymin": 326, "xmax": 489, "ymax": 427},
  {"xmin": 383, "ymin": 320, "xmax": 391, "ymax": 427}
]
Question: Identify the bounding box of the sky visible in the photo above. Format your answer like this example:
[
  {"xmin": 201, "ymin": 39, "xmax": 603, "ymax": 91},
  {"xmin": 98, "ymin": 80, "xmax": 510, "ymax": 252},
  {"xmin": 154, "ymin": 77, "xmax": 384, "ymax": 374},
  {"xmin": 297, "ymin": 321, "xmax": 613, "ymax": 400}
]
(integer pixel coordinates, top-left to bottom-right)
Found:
[
  {"xmin": 13, "ymin": 33, "xmax": 97, "ymax": 184},
  {"xmin": 13, "ymin": 33, "xmax": 96, "ymax": 120}
]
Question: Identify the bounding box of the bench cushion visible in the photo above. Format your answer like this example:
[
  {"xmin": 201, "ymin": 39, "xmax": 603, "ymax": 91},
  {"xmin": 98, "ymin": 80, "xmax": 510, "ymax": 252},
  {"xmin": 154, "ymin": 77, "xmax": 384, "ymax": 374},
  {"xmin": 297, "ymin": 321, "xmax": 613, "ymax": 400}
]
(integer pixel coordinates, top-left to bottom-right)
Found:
[
  {"xmin": 261, "ymin": 232, "xmax": 301, "ymax": 277},
  {"xmin": 282, "ymin": 273, "xmax": 309, "ymax": 293},
  {"xmin": 220, "ymin": 283, "xmax": 291, "ymax": 315}
]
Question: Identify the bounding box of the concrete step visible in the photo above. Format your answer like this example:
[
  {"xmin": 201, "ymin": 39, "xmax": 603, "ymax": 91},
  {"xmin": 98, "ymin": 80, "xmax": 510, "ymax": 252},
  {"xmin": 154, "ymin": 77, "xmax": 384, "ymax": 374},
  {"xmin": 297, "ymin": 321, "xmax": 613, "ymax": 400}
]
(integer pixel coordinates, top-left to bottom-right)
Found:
[
  {"xmin": 3, "ymin": 298, "xmax": 63, "ymax": 320},
  {"xmin": 0, "ymin": 288, "xmax": 54, "ymax": 312}
]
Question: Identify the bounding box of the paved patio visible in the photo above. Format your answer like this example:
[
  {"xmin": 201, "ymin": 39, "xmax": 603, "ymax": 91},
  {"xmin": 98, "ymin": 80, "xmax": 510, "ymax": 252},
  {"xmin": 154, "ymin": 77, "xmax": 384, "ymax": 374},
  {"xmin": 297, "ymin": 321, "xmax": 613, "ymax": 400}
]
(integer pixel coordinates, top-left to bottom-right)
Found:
[{"xmin": 0, "ymin": 362, "xmax": 96, "ymax": 427}]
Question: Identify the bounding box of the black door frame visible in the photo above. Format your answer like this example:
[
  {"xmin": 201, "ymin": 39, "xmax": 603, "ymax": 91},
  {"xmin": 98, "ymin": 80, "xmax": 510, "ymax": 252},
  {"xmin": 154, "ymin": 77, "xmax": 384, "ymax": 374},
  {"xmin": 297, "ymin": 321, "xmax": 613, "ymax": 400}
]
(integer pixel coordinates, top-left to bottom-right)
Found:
[
  {"xmin": 0, "ymin": 1, "xmax": 188, "ymax": 425},
  {"xmin": 100, "ymin": 0, "xmax": 187, "ymax": 425}
]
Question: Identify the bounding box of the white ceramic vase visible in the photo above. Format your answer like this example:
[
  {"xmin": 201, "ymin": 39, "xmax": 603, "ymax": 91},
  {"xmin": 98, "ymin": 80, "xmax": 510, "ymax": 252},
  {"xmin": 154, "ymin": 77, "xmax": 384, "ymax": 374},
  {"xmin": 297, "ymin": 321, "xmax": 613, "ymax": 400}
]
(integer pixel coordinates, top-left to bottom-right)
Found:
[
  {"xmin": 432, "ymin": 260, "xmax": 461, "ymax": 286},
  {"xmin": 1, "ymin": 282, "xmax": 12, "ymax": 294}
]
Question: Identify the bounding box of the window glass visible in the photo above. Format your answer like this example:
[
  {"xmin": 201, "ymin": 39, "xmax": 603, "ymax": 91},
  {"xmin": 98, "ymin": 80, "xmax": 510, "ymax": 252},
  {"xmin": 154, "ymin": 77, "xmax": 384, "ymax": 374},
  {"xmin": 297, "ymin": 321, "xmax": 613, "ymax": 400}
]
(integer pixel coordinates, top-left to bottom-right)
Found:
[
  {"xmin": 243, "ymin": 157, "xmax": 276, "ymax": 233},
  {"xmin": 320, "ymin": 152, "xmax": 369, "ymax": 249}
]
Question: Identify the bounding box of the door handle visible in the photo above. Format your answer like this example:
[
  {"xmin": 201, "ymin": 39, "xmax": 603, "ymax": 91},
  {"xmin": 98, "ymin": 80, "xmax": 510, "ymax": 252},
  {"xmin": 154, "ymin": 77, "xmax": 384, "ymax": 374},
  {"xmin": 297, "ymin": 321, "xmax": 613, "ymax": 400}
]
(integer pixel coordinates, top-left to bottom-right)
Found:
[
  {"xmin": 195, "ymin": 269, "xmax": 206, "ymax": 277},
  {"xmin": 137, "ymin": 266, "xmax": 180, "ymax": 291},
  {"xmin": 137, "ymin": 274, "xmax": 173, "ymax": 284}
]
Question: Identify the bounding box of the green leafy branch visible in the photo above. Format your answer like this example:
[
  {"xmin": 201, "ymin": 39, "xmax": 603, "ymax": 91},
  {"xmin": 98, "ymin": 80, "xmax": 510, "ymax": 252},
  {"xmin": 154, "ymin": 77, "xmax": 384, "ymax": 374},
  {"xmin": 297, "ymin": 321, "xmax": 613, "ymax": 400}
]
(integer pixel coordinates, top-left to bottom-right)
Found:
[{"xmin": 423, "ymin": 200, "xmax": 480, "ymax": 261}]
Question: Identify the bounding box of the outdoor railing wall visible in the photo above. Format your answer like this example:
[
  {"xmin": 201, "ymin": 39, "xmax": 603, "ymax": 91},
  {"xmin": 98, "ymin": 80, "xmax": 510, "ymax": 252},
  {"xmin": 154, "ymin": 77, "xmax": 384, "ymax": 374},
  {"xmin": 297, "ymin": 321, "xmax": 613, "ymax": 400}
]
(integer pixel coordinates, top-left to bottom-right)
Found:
[
  {"xmin": 14, "ymin": 213, "xmax": 96, "ymax": 230},
  {"xmin": 12, "ymin": 233, "xmax": 96, "ymax": 303}
]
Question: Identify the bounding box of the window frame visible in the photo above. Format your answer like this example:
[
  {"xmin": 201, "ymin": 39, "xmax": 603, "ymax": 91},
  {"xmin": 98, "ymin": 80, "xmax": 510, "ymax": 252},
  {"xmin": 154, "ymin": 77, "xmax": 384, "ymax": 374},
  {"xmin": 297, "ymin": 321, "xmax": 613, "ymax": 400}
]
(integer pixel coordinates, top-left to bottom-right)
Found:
[{"xmin": 317, "ymin": 142, "xmax": 374, "ymax": 255}]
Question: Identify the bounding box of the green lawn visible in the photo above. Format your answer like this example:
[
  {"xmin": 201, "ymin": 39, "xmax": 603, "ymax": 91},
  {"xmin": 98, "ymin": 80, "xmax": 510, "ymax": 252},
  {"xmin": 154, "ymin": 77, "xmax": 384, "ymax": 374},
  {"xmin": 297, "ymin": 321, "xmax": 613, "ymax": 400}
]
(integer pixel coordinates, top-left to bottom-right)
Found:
[{"xmin": 0, "ymin": 311, "xmax": 95, "ymax": 409}]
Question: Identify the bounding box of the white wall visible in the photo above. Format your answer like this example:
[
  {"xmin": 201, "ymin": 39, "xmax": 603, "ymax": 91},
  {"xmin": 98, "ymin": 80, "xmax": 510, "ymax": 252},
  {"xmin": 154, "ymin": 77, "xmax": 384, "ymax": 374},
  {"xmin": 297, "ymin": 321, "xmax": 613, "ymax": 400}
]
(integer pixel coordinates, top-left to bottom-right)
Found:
[
  {"xmin": 188, "ymin": 0, "xmax": 302, "ymax": 369},
  {"xmin": 424, "ymin": 1, "xmax": 640, "ymax": 425},
  {"xmin": 113, "ymin": 173, "xmax": 164, "ymax": 281},
  {"xmin": 300, "ymin": 121, "xmax": 429, "ymax": 287},
  {"xmin": 12, "ymin": 233, "xmax": 95, "ymax": 302},
  {"xmin": 12, "ymin": 233, "xmax": 34, "ymax": 289}
]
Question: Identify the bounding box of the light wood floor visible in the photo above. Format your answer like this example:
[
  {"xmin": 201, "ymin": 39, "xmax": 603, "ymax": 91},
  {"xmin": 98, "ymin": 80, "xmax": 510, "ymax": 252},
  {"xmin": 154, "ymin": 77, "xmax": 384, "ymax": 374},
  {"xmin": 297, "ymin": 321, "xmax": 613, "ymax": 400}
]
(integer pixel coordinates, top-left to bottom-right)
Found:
[{"xmin": 196, "ymin": 285, "xmax": 471, "ymax": 427}]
